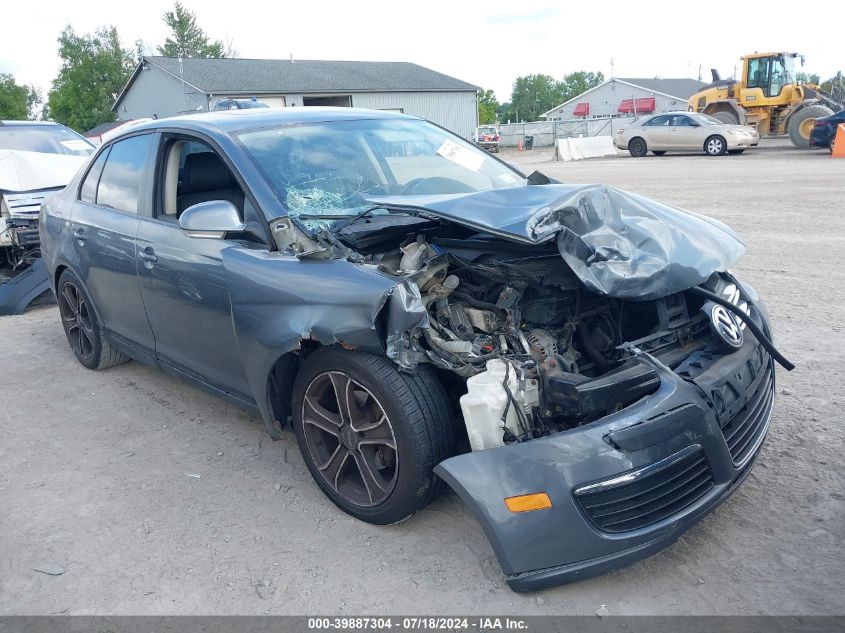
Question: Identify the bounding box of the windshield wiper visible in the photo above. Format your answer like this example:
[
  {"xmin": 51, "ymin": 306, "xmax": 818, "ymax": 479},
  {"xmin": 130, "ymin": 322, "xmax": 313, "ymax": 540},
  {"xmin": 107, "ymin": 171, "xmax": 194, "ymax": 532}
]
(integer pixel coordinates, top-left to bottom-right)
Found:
[{"xmin": 295, "ymin": 205, "xmax": 385, "ymax": 224}]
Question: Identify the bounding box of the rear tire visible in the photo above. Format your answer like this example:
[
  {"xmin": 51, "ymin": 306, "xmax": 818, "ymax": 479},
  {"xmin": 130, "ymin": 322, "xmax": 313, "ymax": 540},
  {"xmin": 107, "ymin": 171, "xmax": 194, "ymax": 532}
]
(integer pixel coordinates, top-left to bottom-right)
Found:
[
  {"xmin": 788, "ymin": 104, "xmax": 835, "ymax": 148},
  {"xmin": 652, "ymin": 150, "xmax": 666, "ymax": 156},
  {"xmin": 292, "ymin": 347, "xmax": 455, "ymax": 525},
  {"xmin": 628, "ymin": 137, "xmax": 647, "ymax": 157},
  {"xmin": 710, "ymin": 110, "xmax": 739, "ymax": 125},
  {"xmin": 57, "ymin": 270, "xmax": 130, "ymax": 370},
  {"xmin": 704, "ymin": 135, "xmax": 727, "ymax": 156}
]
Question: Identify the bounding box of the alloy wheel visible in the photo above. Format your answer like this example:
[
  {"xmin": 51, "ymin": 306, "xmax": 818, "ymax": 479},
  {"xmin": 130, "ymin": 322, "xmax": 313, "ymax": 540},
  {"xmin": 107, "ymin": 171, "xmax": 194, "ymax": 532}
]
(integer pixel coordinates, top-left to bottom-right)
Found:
[
  {"xmin": 301, "ymin": 371, "xmax": 398, "ymax": 507},
  {"xmin": 58, "ymin": 281, "xmax": 95, "ymax": 360}
]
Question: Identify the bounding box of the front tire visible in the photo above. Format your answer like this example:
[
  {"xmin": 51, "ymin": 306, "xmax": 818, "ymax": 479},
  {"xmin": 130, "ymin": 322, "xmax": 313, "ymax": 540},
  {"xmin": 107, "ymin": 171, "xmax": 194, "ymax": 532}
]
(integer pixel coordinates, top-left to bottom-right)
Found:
[
  {"xmin": 788, "ymin": 104, "xmax": 834, "ymax": 148},
  {"xmin": 57, "ymin": 270, "xmax": 129, "ymax": 370},
  {"xmin": 292, "ymin": 348, "xmax": 455, "ymax": 525},
  {"xmin": 705, "ymin": 135, "xmax": 727, "ymax": 156},
  {"xmin": 628, "ymin": 137, "xmax": 647, "ymax": 157}
]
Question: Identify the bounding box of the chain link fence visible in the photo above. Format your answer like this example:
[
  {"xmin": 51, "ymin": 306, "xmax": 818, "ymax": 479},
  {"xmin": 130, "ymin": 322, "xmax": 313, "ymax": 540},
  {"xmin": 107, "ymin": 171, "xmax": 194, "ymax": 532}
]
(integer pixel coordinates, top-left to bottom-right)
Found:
[{"xmin": 496, "ymin": 117, "xmax": 640, "ymax": 148}]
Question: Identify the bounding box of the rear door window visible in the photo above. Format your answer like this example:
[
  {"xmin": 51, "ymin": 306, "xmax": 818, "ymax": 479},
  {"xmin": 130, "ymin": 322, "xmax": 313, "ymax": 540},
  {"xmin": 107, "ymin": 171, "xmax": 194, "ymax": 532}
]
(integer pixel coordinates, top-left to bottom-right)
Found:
[{"xmin": 96, "ymin": 135, "xmax": 155, "ymax": 214}]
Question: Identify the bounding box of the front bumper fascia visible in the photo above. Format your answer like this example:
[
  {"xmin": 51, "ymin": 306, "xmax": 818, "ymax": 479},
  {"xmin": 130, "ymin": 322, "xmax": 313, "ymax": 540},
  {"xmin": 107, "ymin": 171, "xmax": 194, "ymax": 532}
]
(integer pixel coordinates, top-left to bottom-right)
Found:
[{"xmin": 434, "ymin": 318, "xmax": 774, "ymax": 592}]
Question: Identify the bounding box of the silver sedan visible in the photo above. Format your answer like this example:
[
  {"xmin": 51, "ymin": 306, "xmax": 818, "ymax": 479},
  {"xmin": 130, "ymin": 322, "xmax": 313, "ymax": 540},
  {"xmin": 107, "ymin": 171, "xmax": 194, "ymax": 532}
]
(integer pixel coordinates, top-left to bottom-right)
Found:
[{"xmin": 615, "ymin": 111, "xmax": 759, "ymax": 156}]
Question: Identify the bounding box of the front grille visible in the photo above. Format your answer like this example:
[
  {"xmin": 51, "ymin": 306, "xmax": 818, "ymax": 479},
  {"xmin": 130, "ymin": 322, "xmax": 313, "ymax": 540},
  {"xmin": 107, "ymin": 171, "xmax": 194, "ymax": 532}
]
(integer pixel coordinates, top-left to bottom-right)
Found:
[
  {"xmin": 2, "ymin": 189, "xmax": 58, "ymax": 219},
  {"xmin": 721, "ymin": 361, "xmax": 775, "ymax": 465},
  {"xmin": 575, "ymin": 446, "xmax": 714, "ymax": 533}
]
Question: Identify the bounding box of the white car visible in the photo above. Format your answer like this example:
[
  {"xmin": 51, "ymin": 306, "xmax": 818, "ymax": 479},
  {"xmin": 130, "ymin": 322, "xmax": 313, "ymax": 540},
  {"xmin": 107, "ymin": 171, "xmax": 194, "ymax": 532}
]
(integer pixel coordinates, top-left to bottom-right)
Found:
[
  {"xmin": 0, "ymin": 121, "xmax": 94, "ymax": 313},
  {"xmin": 615, "ymin": 111, "xmax": 759, "ymax": 157}
]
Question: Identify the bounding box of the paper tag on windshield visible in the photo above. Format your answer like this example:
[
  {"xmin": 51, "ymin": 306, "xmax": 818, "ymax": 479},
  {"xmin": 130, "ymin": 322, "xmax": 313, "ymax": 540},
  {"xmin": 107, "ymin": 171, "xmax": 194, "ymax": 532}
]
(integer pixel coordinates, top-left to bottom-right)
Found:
[
  {"xmin": 436, "ymin": 139, "xmax": 484, "ymax": 172},
  {"xmin": 60, "ymin": 140, "xmax": 91, "ymax": 151}
]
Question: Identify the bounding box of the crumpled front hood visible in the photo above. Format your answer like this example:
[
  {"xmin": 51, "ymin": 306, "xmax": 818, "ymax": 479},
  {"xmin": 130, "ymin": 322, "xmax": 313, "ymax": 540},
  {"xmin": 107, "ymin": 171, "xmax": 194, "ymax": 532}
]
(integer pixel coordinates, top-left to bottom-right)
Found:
[
  {"xmin": 0, "ymin": 149, "xmax": 87, "ymax": 193},
  {"xmin": 367, "ymin": 184, "xmax": 746, "ymax": 300}
]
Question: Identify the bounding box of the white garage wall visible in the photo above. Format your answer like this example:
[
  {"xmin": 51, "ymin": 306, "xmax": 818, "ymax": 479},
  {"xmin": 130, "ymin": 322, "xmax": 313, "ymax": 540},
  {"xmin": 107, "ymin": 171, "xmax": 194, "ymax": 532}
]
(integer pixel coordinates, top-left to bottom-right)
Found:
[{"xmin": 350, "ymin": 91, "xmax": 478, "ymax": 139}]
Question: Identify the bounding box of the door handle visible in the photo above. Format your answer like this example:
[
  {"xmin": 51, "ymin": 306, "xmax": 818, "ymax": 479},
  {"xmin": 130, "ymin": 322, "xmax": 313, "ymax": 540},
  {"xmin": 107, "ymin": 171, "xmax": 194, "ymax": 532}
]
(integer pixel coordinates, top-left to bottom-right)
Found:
[
  {"xmin": 139, "ymin": 247, "xmax": 157, "ymax": 265},
  {"xmin": 72, "ymin": 228, "xmax": 87, "ymax": 242}
]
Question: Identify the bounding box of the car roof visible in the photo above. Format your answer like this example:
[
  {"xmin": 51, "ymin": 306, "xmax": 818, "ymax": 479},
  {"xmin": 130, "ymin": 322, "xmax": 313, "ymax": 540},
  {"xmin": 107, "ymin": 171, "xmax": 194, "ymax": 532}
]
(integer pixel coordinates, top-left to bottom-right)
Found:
[
  {"xmin": 0, "ymin": 120, "xmax": 68, "ymax": 127},
  {"xmin": 644, "ymin": 111, "xmax": 697, "ymax": 117},
  {"xmin": 123, "ymin": 107, "xmax": 420, "ymax": 138}
]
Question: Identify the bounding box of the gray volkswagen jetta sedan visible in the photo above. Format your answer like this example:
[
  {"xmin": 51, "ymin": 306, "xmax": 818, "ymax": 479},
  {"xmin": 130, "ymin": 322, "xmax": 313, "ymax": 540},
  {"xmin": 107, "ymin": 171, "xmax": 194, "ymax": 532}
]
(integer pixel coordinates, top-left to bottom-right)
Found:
[{"xmin": 40, "ymin": 108, "xmax": 791, "ymax": 591}]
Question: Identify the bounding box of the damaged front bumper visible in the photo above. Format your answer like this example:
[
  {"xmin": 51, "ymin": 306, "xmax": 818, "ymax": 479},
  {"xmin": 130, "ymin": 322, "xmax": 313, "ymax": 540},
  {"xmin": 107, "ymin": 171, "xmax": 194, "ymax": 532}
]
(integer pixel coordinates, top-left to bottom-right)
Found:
[{"xmin": 434, "ymin": 326, "xmax": 775, "ymax": 592}]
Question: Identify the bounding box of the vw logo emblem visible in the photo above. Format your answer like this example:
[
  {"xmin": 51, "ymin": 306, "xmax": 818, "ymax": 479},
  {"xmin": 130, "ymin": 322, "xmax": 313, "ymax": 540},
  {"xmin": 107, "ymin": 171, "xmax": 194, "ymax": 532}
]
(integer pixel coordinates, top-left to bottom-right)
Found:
[{"xmin": 710, "ymin": 304, "xmax": 743, "ymax": 348}]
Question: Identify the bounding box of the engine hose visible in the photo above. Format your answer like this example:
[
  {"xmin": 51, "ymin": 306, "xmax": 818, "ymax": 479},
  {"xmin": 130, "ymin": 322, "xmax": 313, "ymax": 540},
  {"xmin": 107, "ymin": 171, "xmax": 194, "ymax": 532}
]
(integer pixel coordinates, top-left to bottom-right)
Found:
[
  {"xmin": 577, "ymin": 321, "xmax": 610, "ymax": 372},
  {"xmin": 421, "ymin": 329, "xmax": 465, "ymax": 365},
  {"xmin": 428, "ymin": 323, "xmax": 498, "ymax": 364},
  {"xmin": 449, "ymin": 291, "xmax": 508, "ymax": 317},
  {"xmin": 688, "ymin": 285, "xmax": 795, "ymax": 371}
]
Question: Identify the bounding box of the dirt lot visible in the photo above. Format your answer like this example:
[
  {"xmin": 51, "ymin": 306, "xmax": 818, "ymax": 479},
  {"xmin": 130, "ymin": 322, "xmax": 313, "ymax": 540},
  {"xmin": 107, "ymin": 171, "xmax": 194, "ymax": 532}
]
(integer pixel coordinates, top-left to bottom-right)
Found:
[{"xmin": 1, "ymin": 139, "xmax": 843, "ymax": 615}]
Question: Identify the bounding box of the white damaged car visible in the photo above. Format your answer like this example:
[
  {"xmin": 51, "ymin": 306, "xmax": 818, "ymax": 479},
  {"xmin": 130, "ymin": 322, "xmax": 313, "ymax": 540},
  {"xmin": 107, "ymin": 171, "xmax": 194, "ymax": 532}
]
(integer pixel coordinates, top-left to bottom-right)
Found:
[{"xmin": 0, "ymin": 120, "xmax": 93, "ymax": 313}]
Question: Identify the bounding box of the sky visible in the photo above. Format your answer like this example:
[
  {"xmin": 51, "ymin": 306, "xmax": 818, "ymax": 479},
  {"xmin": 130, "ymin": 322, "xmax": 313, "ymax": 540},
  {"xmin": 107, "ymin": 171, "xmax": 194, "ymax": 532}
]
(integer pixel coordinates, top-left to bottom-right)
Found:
[{"xmin": 3, "ymin": 0, "xmax": 843, "ymax": 104}]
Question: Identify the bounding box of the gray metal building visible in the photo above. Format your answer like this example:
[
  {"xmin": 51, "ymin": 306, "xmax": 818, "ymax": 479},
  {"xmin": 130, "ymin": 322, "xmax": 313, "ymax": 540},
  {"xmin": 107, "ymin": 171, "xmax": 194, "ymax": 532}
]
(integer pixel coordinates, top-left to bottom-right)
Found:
[
  {"xmin": 113, "ymin": 57, "xmax": 480, "ymax": 138},
  {"xmin": 541, "ymin": 77, "xmax": 706, "ymax": 121}
]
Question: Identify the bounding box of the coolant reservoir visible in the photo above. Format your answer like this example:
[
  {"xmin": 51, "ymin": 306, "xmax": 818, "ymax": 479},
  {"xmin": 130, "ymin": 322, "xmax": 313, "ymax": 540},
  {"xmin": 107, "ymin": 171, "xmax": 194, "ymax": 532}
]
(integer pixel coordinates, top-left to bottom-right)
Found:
[{"xmin": 460, "ymin": 359, "xmax": 522, "ymax": 451}]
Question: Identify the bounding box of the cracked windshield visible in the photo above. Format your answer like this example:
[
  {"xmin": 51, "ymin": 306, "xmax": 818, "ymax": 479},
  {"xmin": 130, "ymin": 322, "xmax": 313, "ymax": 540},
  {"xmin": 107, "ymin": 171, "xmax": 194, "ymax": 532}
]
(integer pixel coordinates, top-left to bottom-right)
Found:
[{"xmin": 237, "ymin": 118, "xmax": 525, "ymax": 229}]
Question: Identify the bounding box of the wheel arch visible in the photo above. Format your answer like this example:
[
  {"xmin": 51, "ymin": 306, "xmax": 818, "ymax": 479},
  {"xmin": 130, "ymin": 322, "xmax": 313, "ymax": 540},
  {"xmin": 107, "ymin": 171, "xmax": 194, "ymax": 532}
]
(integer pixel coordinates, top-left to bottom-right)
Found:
[
  {"xmin": 53, "ymin": 263, "xmax": 68, "ymax": 295},
  {"xmin": 702, "ymin": 100, "xmax": 747, "ymax": 125},
  {"xmin": 54, "ymin": 264, "xmax": 103, "ymax": 324},
  {"xmin": 264, "ymin": 341, "xmax": 323, "ymax": 435}
]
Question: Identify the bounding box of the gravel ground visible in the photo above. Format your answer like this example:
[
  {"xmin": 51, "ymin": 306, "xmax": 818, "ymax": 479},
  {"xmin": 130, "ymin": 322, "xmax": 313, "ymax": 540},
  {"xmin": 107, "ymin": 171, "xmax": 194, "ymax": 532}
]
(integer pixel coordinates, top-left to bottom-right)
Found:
[{"xmin": 1, "ymin": 139, "xmax": 843, "ymax": 615}]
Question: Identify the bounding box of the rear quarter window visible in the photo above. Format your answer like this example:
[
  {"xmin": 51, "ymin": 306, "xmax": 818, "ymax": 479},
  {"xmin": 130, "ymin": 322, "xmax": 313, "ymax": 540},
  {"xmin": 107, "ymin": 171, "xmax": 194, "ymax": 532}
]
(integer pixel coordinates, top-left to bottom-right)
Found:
[{"xmin": 79, "ymin": 149, "xmax": 110, "ymax": 204}]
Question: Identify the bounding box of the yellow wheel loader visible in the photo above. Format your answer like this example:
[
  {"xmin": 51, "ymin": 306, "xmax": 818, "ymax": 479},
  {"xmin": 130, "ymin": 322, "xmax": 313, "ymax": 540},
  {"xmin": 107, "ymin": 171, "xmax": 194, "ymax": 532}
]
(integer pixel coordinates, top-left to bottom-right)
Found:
[{"xmin": 688, "ymin": 53, "xmax": 845, "ymax": 148}]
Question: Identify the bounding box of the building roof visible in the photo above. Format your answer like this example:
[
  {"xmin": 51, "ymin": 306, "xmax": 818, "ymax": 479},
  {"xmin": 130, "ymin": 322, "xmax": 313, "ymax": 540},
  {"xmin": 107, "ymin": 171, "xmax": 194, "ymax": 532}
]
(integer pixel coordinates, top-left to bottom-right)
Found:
[
  {"xmin": 139, "ymin": 56, "xmax": 477, "ymax": 95},
  {"xmin": 540, "ymin": 77, "xmax": 706, "ymax": 119},
  {"xmin": 616, "ymin": 78, "xmax": 707, "ymax": 100},
  {"xmin": 83, "ymin": 120, "xmax": 125, "ymax": 138}
]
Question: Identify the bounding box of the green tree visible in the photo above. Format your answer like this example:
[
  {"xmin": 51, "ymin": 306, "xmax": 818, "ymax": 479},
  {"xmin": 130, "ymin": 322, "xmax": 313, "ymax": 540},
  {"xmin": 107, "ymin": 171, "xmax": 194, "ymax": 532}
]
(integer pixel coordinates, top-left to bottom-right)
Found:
[
  {"xmin": 158, "ymin": 2, "xmax": 226, "ymax": 58},
  {"xmin": 0, "ymin": 74, "xmax": 41, "ymax": 120},
  {"xmin": 559, "ymin": 71, "xmax": 605, "ymax": 103},
  {"xmin": 796, "ymin": 72, "xmax": 821, "ymax": 84},
  {"xmin": 477, "ymin": 89, "xmax": 498, "ymax": 124},
  {"xmin": 509, "ymin": 74, "xmax": 564, "ymax": 123},
  {"xmin": 504, "ymin": 71, "xmax": 606, "ymax": 122},
  {"xmin": 46, "ymin": 26, "xmax": 134, "ymax": 131},
  {"xmin": 820, "ymin": 72, "xmax": 843, "ymax": 94}
]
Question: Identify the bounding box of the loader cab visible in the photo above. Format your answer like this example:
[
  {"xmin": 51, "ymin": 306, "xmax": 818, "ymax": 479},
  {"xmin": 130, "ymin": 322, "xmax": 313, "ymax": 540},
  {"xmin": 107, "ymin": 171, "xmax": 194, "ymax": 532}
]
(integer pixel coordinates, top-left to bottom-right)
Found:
[{"xmin": 743, "ymin": 53, "xmax": 798, "ymax": 100}]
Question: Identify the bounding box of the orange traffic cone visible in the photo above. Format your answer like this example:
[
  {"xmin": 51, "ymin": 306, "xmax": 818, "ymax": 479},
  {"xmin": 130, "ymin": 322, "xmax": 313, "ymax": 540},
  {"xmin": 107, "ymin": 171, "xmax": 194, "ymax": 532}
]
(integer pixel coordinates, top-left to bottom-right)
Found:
[
  {"xmin": 517, "ymin": 139, "xmax": 523, "ymax": 152},
  {"xmin": 832, "ymin": 124, "xmax": 845, "ymax": 158}
]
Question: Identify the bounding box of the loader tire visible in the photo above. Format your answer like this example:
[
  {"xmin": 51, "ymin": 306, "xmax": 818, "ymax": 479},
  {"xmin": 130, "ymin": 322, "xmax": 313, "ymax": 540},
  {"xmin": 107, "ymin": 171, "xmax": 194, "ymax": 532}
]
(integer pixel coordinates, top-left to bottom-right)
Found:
[
  {"xmin": 711, "ymin": 110, "xmax": 739, "ymax": 125},
  {"xmin": 788, "ymin": 105, "xmax": 834, "ymax": 148}
]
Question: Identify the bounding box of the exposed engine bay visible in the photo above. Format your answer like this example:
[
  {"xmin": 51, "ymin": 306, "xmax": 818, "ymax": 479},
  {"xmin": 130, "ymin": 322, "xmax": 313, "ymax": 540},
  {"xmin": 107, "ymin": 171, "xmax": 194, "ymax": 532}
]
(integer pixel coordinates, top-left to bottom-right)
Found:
[
  {"xmin": 266, "ymin": 179, "xmax": 788, "ymax": 454},
  {"xmin": 369, "ymin": 233, "xmax": 715, "ymax": 451},
  {"xmin": 0, "ymin": 190, "xmax": 46, "ymax": 291}
]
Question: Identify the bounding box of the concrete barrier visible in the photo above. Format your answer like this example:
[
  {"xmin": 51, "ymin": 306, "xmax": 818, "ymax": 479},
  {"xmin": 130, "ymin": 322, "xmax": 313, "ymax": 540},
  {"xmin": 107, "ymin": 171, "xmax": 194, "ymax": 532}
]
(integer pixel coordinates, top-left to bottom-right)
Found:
[{"xmin": 555, "ymin": 136, "xmax": 619, "ymax": 161}]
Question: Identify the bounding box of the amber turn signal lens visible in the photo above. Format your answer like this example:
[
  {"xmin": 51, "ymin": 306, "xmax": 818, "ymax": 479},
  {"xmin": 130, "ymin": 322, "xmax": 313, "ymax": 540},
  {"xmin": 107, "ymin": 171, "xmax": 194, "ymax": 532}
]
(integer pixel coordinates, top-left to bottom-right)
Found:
[{"xmin": 504, "ymin": 492, "xmax": 552, "ymax": 513}]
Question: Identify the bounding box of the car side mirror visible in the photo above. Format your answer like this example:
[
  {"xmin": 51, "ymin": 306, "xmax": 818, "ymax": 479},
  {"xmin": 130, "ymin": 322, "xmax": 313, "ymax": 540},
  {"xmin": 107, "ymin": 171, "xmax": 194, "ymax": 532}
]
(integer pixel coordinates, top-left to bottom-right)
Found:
[
  {"xmin": 178, "ymin": 200, "xmax": 246, "ymax": 239},
  {"xmin": 690, "ymin": 122, "xmax": 701, "ymax": 127}
]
